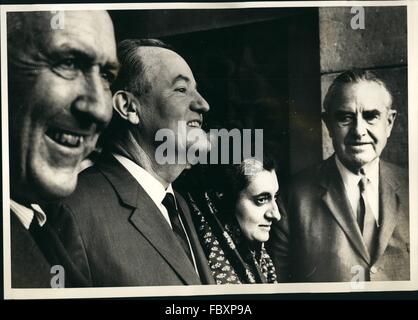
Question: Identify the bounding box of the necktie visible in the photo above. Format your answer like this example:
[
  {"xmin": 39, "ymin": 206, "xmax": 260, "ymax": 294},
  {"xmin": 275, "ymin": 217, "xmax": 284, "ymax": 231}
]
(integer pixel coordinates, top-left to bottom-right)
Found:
[
  {"xmin": 357, "ymin": 176, "xmax": 378, "ymax": 260},
  {"xmin": 162, "ymin": 193, "xmax": 194, "ymax": 266},
  {"xmin": 29, "ymin": 214, "xmax": 42, "ymax": 235}
]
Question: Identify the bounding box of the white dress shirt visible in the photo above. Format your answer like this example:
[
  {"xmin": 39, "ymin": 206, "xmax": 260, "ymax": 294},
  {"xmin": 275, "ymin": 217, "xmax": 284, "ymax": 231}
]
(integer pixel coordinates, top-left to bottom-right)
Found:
[
  {"xmin": 335, "ymin": 156, "xmax": 380, "ymax": 225},
  {"xmin": 113, "ymin": 153, "xmax": 174, "ymax": 227},
  {"xmin": 10, "ymin": 200, "xmax": 47, "ymax": 230}
]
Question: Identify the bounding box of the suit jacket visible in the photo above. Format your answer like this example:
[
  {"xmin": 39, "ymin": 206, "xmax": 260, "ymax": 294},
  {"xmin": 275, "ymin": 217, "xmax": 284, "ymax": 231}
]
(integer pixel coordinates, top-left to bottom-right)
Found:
[
  {"xmin": 11, "ymin": 211, "xmax": 88, "ymax": 288},
  {"xmin": 11, "ymin": 213, "xmax": 52, "ymax": 288},
  {"xmin": 49, "ymin": 153, "xmax": 215, "ymax": 287},
  {"xmin": 267, "ymin": 156, "xmax": 410, "ymax": 282}
]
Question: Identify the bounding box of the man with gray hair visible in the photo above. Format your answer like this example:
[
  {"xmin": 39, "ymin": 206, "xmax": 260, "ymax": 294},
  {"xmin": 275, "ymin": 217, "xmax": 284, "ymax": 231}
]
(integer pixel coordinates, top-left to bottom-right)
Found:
[
  {"xmin": 268, "ymin": 70, "xmax": 409, "ymax": 282},
  {"xmin": 53, "ymin": 39, "xmax": 215, "ymax": 286},
  {"xmin": 7, "ymin": 11, "xmax": 118, "ymax": 287}
]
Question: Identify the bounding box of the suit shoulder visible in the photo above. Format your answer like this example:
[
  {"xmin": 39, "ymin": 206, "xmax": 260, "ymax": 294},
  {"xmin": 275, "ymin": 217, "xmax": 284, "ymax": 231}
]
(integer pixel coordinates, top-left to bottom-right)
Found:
[
  {"xmin": 289, "ymin": 161, "xmax": 326, "ymax": 192},
  {"xmin": 61, "ymin": 164, "xmax": 112, "ymax": 208},
  {"xmin": 381, "ymin": 160, "xmax": 407, "ymax": 178},
  {"xmin": 77, "ymin": 164, "xmax": 103, "ymax": 182},
  {"xmin": 381, "ymin": 160, "xmax": 408, "ymax": 191}
]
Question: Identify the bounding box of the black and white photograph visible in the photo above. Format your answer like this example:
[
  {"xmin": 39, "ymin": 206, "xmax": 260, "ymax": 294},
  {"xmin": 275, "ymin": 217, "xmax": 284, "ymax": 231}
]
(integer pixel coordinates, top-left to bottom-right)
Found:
[{"xmin": 1, "ymin": 1, "xmax": 417, "ymax": 299}]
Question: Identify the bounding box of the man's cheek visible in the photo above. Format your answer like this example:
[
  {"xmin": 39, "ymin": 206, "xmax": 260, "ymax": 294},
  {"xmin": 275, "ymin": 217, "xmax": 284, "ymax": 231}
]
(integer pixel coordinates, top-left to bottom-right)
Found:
[{"xmin": 87, "ymin": 135, "xmax": 100, "ymax": 152}]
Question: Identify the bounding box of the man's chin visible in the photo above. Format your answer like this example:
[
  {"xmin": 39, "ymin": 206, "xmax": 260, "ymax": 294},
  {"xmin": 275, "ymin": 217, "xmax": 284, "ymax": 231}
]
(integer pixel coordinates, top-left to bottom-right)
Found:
[
  {"xmin": 31, "ymin": 169, "xmax": 79, "ymax": 202},
  {"xmin": 185, "ymin": 127, "xmax": 212, "ymax": 150},
  {"xmin": 341, "ymin": 155, "xmax": 374, "ymax": 173},
  {"xmin": 188, "ymin": 139, "xmax": 211, "ymax": 153},
  {"xmin": 186, "ymin": 133, "xmax": 212, "ymax": 152}
]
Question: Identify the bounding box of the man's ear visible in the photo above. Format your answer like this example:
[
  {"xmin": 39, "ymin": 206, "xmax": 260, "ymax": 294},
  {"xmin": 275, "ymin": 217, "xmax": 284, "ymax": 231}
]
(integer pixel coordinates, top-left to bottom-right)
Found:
[
  {"xmin": 386, "ymin": 109, "xmax": 397, "ymax": 138},
  {"xmin": 113, "ymin": 90, "xmax": 140, "ymax": 125}
]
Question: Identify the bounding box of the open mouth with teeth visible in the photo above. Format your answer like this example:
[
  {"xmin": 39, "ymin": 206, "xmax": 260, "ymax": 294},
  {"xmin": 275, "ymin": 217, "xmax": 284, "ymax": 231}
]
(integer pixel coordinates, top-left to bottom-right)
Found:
[
  {"xmin": 187, "ymin": 120, "xmax": 202, "ymax": 128},
  {"xmin": 46, "ymin": 128, "xmax": 85, "ymax": 148}
]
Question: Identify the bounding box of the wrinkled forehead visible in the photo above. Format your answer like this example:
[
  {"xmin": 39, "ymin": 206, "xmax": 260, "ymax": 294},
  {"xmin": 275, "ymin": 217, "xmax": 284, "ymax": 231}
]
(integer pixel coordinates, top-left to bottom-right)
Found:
[
  {"xmin": 138, "ymin": 47, "xmax": 195, "ymax": 83},
  {"xmin": 9, "ymin": 11, "xmax": 116, "ymax": 62},
  {"xmin": 332, "ymin": 80, "xmax": 392, "ymax": 112}
]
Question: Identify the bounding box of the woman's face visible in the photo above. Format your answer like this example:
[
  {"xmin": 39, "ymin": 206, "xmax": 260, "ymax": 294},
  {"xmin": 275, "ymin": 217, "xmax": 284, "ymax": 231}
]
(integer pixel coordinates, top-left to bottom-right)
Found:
[{"xmin": 235, "ymin": 169, "xmax": 281, "ymax": 244}]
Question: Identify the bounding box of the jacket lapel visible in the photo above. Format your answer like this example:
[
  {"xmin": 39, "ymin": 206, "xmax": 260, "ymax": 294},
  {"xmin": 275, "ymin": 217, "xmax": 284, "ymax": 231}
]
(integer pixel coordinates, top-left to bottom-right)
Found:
[
  {"xmin": 97, "ymin": 154, "xmax": 201, "ymax": 285},
  {"xmin": 373, "ymin": 161, "xmax": 399, "ymax": 262},
  {"xmin": 320, "ymin": 157, "xmax": 371, "ymax": 264}
]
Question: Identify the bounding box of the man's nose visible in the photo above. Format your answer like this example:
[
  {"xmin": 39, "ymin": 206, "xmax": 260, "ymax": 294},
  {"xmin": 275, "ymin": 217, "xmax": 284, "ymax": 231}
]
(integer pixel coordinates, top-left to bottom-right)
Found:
[
  {"xmin": 352, "ymin": 115, "xmax": 368, "ymax": 138},
  {"xmin": 190, "ymin": 90, "xmax": 210, "ymax": 113},
  {"xmin": 72, "ymin": 67, "xmax": 113, "ymax": 127}
]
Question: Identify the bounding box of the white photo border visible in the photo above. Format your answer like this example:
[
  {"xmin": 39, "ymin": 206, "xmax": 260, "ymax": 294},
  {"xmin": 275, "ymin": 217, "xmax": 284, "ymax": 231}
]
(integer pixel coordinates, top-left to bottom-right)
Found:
[{"xmin": 2, "ymin": 0, "xmax": 417, "ymax": 299}]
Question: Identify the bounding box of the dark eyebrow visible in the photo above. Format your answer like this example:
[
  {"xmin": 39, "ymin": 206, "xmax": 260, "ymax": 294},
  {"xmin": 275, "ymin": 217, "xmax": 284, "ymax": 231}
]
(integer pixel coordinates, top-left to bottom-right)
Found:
[
  {"xmin": 103, "ymin": 60, "xmax": 120, "ymax": 74},
  {"xmin": 334, "ymin": 110, "xmax": 354, "ymax": 115},
  {"xmin": 172, "ymin": 75, "xmax": 191, "ymax": 85},
  {"xmin": 333, "ymin": 110, "xmax": 355, "ymax": 118},
  {"xmin": 52, "ymin": 46, "xmax": 119, "ymax": 71},
  {"xmin": 51, "ymin": 45, "xmax": 95, "ymax": 62},
  {"xmin": 363, "ymin": 109, "xmax": 381, "ymax": 116}
]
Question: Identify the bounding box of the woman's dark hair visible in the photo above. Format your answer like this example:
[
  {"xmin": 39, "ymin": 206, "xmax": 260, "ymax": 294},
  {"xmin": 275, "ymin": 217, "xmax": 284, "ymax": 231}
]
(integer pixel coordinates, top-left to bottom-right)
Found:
[
  {"xmin": 220, "ymin": 152, "xmax": 276, "ymax": 200},
  {"xmin": 206, "ymin": 134, "xmax": 278, "ymax": 221}
]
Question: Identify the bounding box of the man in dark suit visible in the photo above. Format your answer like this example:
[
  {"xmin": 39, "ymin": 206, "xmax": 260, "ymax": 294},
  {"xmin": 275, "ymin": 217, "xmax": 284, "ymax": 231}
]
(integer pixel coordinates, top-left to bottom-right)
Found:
[
  {"xmin": 7, "ymin": 11, "xmax": 118, "ymax": 287},
  {"xmin": 267, "ymin": 70, "xmax": 409, "ymax": 282},
  {"xmin": 52, "ymin": 39, "xmax": 215, "ymax": 286}
]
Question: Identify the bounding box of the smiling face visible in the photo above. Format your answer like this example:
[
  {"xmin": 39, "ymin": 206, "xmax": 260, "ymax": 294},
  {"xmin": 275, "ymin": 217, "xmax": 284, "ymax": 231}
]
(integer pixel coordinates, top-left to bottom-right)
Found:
[
  {"xmin": 9, "ymin": 11, "xmax": 118, "ymax": 202},
  {"xmin": 324, "ymin": 81, "xmax": 396, "ymax": 173},
  {"xmin": 137, "ymin": 47, "xmax": 210, "ymax": 156},
  {"xmin": 235, "ymin": 169, "xmax": 281, "ymax": 244}
]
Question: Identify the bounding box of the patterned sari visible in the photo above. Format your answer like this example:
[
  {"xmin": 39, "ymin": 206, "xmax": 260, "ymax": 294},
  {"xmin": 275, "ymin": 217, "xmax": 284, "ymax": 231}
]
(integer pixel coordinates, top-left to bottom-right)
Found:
[{"xmin": 187, "ymin": 191, "xmax": 278, "ymax": 284}]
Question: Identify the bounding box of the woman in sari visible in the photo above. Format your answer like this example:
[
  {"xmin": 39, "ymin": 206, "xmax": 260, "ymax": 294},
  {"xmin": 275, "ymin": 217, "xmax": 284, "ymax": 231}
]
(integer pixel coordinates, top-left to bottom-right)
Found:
[{"xmin": 187, "ymin": 151, "xmax": 283, "ymax": 284}]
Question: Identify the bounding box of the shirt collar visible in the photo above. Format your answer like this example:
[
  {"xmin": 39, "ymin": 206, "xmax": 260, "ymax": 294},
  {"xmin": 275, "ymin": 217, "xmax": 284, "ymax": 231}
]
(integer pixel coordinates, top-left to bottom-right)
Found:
[
  {"xmin": 10, "ymin": 199, "xmax": 47, "ymax": 230},
  {"xmin": 335, "ymin": 155, "xmax": 379, "ymax": 187},
  {"xmin": 166, "ymin": 184, "xmax": 175, "ymax": 197},
  {"xmin": 113, "ymin": 153, "xmax": 173, "ymax": 206}
]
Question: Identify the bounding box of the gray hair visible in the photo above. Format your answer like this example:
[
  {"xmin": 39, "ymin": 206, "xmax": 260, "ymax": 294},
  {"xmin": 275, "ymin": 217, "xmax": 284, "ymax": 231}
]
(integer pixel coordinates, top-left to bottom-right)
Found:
[
  {"xmin": 323, "ymin": 69, "xmax": 393, "ymax": 113},
  {"xmin": 111, "ymin": 38, "xmax": 173, "ymax": 97},
  {"xmin": 99, "ymin": 39, "xmax": 174, "ymax": 151}
]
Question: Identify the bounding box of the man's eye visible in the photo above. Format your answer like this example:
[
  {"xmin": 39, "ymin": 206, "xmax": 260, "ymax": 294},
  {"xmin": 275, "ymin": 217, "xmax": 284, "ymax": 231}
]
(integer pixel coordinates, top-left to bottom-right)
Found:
[
  {"xmin": 175, "ymin": 87, "xmax": 187, "ymax": 93},
  {"xmin": 336, "ymin": 114, "xmax": 354, "ymax": 125},
  {"xmin": 100, "ymin": 70, "xmax": 116, "ymax": 88},
  {"xmin": 52, "ymin": 58, "xmax": 81, "ymax": 79},
  {"xmin": 60, "ymin": 58, "xmax": 77, "ymax": 69},
  {"xmin": 363, "ymin": 112, "xmax": 380, "ymax": 124}
]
